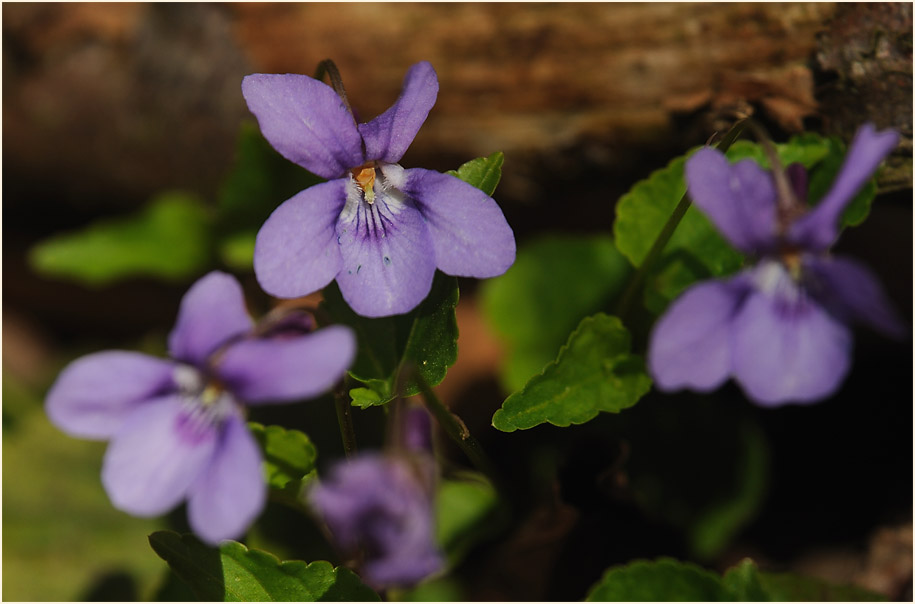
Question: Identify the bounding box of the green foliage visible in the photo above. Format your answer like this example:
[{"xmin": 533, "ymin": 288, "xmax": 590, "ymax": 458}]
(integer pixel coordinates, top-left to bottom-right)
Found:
[
  {"xmin": 446, "ymin": 152, "xmax": 504, "ymax": 197},
  {"xmin": 435, "ymin": 473, "xmax": 500, "ymax": 565},
  {"xmin": 322, "ymin": 273, "xmax": 459, "ymax": 407},
  {"xmin": 248, "ymin": 423, "xmax": 317, "ymax": 490},
  {"xmin": 480, "ymin": 234, "xmax": 632, "ymax": 392},
  {"xmin": 585, "ymin": 557, "xmax": 732, "ymax": 601},
  {"xmin": 586, "ymin": 557, "xmax": 885, "ymax": 602},
  {"xmin": 148, "ymin": 531, "xmax": 379, "ymax": 602},
  {"xmin": 29, "ymin": 192, "xmax": 212, "ymax": 286},
  {"xmin": 492, "ymin": 314, "xmax": 651, "ymax": 432}
]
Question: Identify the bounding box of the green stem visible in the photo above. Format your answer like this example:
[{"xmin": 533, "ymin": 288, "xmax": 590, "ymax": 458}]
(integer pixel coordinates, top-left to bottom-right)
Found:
[
  {"xmin": 333, "ymin": 382, "xmax": 358, "ymax": 458},
  {"xmin": 413, "ymin": 371, "xmax": 500, "ymax": 486},
  {"xmin": 614, "ymin": 119, "xmax": 747, "ymax": 321}
]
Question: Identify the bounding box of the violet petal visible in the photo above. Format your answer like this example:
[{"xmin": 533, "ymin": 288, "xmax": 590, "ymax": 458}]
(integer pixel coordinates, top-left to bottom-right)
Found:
[
  {"xmin": 253, "ymin": 180, "xmax": 347, "ymax": 299},
  {"xmin": 186, "ymin": 415, "xmax": 266, "ymax": 545},
  {"xmin": 309, "ymin": 454, "xmax": 443, "ymax": 588},
  {"xmin": 168, "ymin": 272, "xmax": 253, "ymax": 366},
  {"xmin": 217, "ymin": 325, "xmax": 356, "ymax": 403},
  {"xmin": 789, "ymin": 123, "xmax": 899, "ymax": 251},
  {"xmin": 804, "ymin": 254, "xmax": 906, "ymax": 338},
  {"xmin": 685, "ymin": 147, "xmax": 778, "ymax": 254},
  {"xmin": 404, "ymin": 167, "xmax": 516, "ymax": 277},
  {"xmin": 335, "ymin": 186, "xmax": 436, "ymax": 317},
  {"xmin": 101, "ymin": 395, "xmax": 218, "ymax": 516},
  {"xmin": 45, "ymin": 351, "xmax": 176, "ymax": 440},
  {"xmin": 242, "ymin": 74, "xmax": 364, "ymax": 179},
  {"xmin": 358, "ymin": 61, "xmax": 439, "ymax": 164},
  {"xmin": 648, "ymin": 277, "xmax": 748, "ymax": 392},
  {"xmin": 731, "ymin": 280, "xmax": 852, "ymax": 405}
]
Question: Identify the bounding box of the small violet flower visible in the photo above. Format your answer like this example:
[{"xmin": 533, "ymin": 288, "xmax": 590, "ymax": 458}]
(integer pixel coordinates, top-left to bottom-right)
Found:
[
  {"xmin": 309, "ymin": 406, "xmax": 443, "ymax": 589},
  {"xmin": 45, "ymin": 271, "xmax": 356, "ymax": 544},
  {"xmin": 242, "ymin": 61, "xmax": 516, "ymax": 317},
  {"xmin": 649, "ymin": 124, "xmax": 903, "ymax": 406}
]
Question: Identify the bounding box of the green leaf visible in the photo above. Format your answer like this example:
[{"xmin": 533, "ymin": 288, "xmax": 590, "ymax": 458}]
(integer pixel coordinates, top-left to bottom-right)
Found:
[
  {"xmin": 492, "ymin": 314, "xmax": 651, "ymax": 432},
  {"xmin": 218, "ymin": 121, "xmax": 322, "ymax": 232},
  {"xmin": 587, "ymin": 557, "xmax": 887, "ymax": 602},
  {"xmin": 29, "ymin": 192, "xmax": 212, "ymax": 286},
  {"xmin": 446, "ymin": 152, "xmax": 504, "ymax": 196},
  {"xmin": 219, "ymin": 231, "xmax": 257, "ymax": 272},
  {"xmin": 435, "ymin": 473, "xmax": 500, "ymax": 565},
  {"xmin": 613, "ymin": 152, "xmax": 744, "ymax": 314},
  {"xmin": 480, "ymin": 234, "xmax": 632, "ymax": 392},
  {"xmin": 585, "ymin": 558, "xmax": 732, "ymax": 602},
  {"xmin": 148, "ymin": 531, "xmax": 379, "ymax": 602},
  {"xmin": 722, "ymin": 558, "xmax": 887, "ymax": 602},
  {"xmin": 322, "ymin": 272, "xmax": 459, "ymax": 406},
  {"xmin": 724, "ymin": 133, "xmax": 832, "ymax": 168},
  {"xmin": 805, "ymin": 137, "xmax": 877, "ymax": 228},
  {"xmin": 248, "ymin": 423, "xmax": 317, "ymax": 490}
]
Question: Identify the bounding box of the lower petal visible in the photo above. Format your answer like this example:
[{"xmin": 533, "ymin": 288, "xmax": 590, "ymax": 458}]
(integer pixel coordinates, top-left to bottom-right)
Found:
[
  {"xmin": 254, "ymin": 180, "xmax": 346, "ymax": 299},
  {"xmin": 335, "ymin": 191, "xmax": 436, "ymax": 317},
  {"xmin": 648, "ymin": 278, "xmax": 747, "ymax": 392},
  {"xmin": 102, "ymin": 396, "xmax": 218, "ymax": 516},
  {"xmin": 217, "ymin": 325, "xmax": 356, "ymax": 403},
  {"xmin": 187, "ymin": 416, "xmax": 266, "ymax": 544},
  {"xmin": 404, "ymin": 168, "xmax": 516, "ymax": 278},
  {"xmin": 45, "ymin": 351, "xmax": 176, "ymax": 439},
  {"xmin": 731, "ymin": 289, "xmax": 852, "ymax": 405}
]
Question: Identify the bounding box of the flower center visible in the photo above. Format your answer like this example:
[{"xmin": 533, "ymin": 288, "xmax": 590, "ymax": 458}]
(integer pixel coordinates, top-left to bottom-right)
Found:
[
  {"xmin": 352, "ymin": 164, "xmax": 377, "ymax": 204},
  {"xmin": 173, "ymin": 365, "xmax": 236, "ymax": 429}
]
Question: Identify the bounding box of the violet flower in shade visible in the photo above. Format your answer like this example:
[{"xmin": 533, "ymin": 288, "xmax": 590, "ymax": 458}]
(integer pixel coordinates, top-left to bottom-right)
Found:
[
  {"xmin": 45, "ymin": 271, "xmax": 356, "ymax": 544},
  {"xmin": 242, "ymin": 61, "xmax": 516, "ymax": 317},
  {"xmin": 309, "ymin": 406, "xmax": 443, "ymax": 589},
  {"xmin": 649, "ymin": 124, "xmax": 903, "ymax": 406}
]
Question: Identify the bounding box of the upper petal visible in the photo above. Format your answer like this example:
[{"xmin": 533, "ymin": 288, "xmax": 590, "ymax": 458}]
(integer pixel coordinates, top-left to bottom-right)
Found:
[
  {"xmin": 731, "ymin": 274, "xmax": 853, "ymax": 406},
  {"xmin": 169, "ymin": 272, "xmax": 254, "ymax": 366},
  {"xmin": 101, "ymin": 395, "xmax": 219, "ymax": 516},
  {"xmin": 45, "ymin": 351, "xmax": 176, "ymax": 439},
  {"xmin": 187, "ymin": 415, "xmax": 266, "ymax": 545},
  {"xmin": 335, "ymin": 185, "xmax": 436, "ymax": 317},
  {"xmin": 804, "ymin": 254, "xmax": 905, "ymax": 338},
  {"xmin": 648, "ymin": 276, "xmax": 749, "ymax": 392},
  {"xmin": 403, "ymin": 167, "xmax": 516, "ymax": 278},
  {"xmin": 788, "ymin": 123, "xmax": 899, "ymax": 251},
  {"xmin": 253, "ymin": 180, "xmax": 347, "ymax": 299},
  {"xmin": 358, "ymin": 62, "xmax": 439, "ymax": 164},
  {"xmin": 242, "ymin": 73, "xmax": 365, "ymax": 179},
  {"xmin": 217, "ymin": 325, "xmax": 356, "ymax": 404},
  {"xmin": 685, "ymin": 147, "xmax": 778, "ymax": 254}
]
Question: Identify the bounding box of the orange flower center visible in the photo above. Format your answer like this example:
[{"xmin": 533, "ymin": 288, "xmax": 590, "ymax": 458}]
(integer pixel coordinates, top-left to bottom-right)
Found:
[{"xmin": 352, "ymin": 165, "xmax": 377, "ymax": 204}]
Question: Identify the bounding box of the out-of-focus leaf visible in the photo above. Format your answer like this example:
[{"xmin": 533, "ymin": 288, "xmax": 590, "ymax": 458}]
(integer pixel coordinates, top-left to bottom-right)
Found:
[
  {"xmin": 219, "ymin": 231, "xmax": 257, "ymax": 272},
  {"xmin": 322, "ymin": 272, "xmax": 459, "ymax": 407},
  {"xmin": 722, "ymin": 558, "xmax": 887, "ymax": 602},
  {"xmin": 218, "ymin": 121, "xmax": 322, "ymax": 231},
  {"xmin": 148, "ymin": 531, "xmax": 379, "ymax": 602},
  {"xmin": 435, "ymin": 473, "xmax": 500, "ymax": 565},
  {"xmin": 29, "ymin": 193, "xmax": 212, "ymax": 286},
  {"xmin": 492, "ymin": 314, "xmax": 651, "ymax": 432},
  {"xmin": 587, "ymin": 557, "xmax": 886, "ymax": 602},
  {"xmin": 446, "ymin": 152, "xmax": 504, "ymax": 196},
  {"xmin": 613, "ymin": 152, "xmax": 743, "ymax": 314},
  {"xmin": 248, "ymin": 423, "xmax": 317, "ymax": 490},
  {"xmin": 481, "ymin": 234, "xmax": 632, "ymax": 392},
  {"xmin": 585, "ymin": 558, "xmax": 731, "ymax": 601}
]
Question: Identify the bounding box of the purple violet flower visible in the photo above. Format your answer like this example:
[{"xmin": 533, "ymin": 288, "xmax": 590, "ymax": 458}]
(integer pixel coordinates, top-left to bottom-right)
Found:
[
  {"xmin": 309, "ymin": 406, "xmax": 443, "ymax": 589},
  {"xmin": 242, "ymin": 61, "xmax": 516, "ymax": 317},
  {"xmin": 649, "ymin": 124, "xmax": 903, "ymax": 406},
  {"xmin": 45, "ymin": 271, "xmax": 356, "ymax": 544}
]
